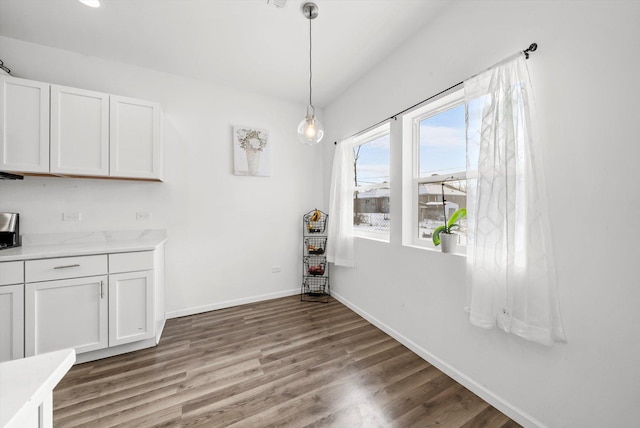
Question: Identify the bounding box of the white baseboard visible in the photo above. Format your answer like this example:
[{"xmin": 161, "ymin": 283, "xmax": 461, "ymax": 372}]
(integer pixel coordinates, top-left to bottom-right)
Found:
[
  {"xmin": 155, "ymin": 318, "xmax": 166, "ymax": 344},
  {"xmin": 76, "ymin": 337, "xmax": 157, "ymax": 364},
  {"xmin": 165, "ymin": 288, "xmax": 300, "ymax": 319},
  {"xmin": 330, "ymin": 290, "xmax": 545, "ymax": 428}
]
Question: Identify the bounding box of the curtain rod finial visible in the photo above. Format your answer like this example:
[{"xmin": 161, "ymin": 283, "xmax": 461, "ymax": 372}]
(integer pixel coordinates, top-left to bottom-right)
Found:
[{"xmin": 524, "ymin": 42, "xmax": 538, "ymax": 59}]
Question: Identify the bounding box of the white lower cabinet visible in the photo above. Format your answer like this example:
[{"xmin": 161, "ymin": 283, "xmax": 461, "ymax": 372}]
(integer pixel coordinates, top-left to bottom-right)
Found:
[
  {"xmin": 25, "ymin": 276, "xmax": 108, "ymax": 357},
  {"xmin": 109, "ymin": 270, "xmax": 153, "ymax": 346},
  {"xmin": 0, "ymin": 260, "xmax": 25, "ymax": 363},
  {"xmin": 20, "ymin": 249, "xmax": 163, "ymax": 362},
  {"xmin": 0, "ymin": 284, "xmax": 24, "ymax": 362}
]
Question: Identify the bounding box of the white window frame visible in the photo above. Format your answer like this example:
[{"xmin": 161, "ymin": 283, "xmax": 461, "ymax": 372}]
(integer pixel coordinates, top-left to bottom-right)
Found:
[
  {"xmin": 352, "ymin": 122, "xmax": 391, "ymax": 241},
  {"xmin": 402, "ymin": 88, "xmax": 467, "ymax": 250}
]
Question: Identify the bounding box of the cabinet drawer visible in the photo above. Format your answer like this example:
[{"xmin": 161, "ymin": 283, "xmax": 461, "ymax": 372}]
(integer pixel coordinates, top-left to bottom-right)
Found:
[
  {"xmin": 109, "ymin": 251, "xmax": 153, "ymax": 274},
  {"xmin": 26, "ymin": 255, "xmax": 107, "ymax": 283},
  {"xmin": 0, "ymin": 261, "xmax": 23, "ymax": 285}
]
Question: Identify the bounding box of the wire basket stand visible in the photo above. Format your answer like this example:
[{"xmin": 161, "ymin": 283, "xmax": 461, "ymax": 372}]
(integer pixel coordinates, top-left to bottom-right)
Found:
[{"xmin": 301, "ymin": 209, "xmax": 329, "ymax": 303}]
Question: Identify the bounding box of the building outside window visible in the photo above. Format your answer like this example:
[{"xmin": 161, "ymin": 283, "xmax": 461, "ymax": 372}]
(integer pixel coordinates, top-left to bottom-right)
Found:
[{"xmin": 352, "ymin": 123, "xmax": 391, "ymax": 239}]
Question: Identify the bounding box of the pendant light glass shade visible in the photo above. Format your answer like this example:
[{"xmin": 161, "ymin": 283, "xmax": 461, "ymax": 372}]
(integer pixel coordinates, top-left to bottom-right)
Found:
[{"xmin": 297, "ymin": 105, "xmax": 324, "ymax": 145}]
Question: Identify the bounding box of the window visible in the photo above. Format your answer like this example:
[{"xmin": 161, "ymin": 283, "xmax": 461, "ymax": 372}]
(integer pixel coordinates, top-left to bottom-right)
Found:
[
  {"xmin": 403, "ymin": 89, "xmax": 470, "ymax": 248},
  {"xmin": 352, "ymin": 123, "xmax": 391, "ymax": 239}
]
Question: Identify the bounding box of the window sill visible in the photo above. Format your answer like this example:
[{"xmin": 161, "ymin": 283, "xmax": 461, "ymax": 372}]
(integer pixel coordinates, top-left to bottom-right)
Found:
[
  {"xmin": 354, "ymin": 234, "xmax": 390, "ymax": 244},
  {"xmin": 403, "ymin": 243, "xmax": 467, "ymax": 257}
]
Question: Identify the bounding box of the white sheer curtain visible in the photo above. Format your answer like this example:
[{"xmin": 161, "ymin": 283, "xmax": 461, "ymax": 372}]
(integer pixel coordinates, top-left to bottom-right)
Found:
[
  {"xmin": 465, "ymin": 53, "xmax": 566, "ymax": 346},
  {"xmin": 326, "ymin": 138, "xmax": 355, "ymax": 267}
]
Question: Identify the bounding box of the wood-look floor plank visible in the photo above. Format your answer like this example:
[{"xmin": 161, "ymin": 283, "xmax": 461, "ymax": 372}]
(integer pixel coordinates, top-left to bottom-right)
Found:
[
  {"xmin": 121, "ymin": 404, "xmax": 183, "ymax": 428},
  {"xmin": 179, "ymin": 345, "xmax": 368, "ymax": 426},
  {"xmin": 55, "ymin": 373, "xmax": 186, "ymax": 418},
  {"xmin": 53, "ymin": 295, "xmax": 520, "ymax": 427},
  {"xmin": 55, "ymin": 382, "xmax": 181, "ymax": 426},
  {"xmin": 229, "ymin": 347, "xmax": 431, "ymax": 427},
  {"xmin": 460, "ymin": 405, "xmax": 513, "ymax": 428},
  {"xmin": 393, "ymin": 382, "xmax": 490, "ymax": 427}
]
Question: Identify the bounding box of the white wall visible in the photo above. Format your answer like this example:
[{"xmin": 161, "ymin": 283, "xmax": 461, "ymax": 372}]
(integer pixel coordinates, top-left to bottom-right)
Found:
[
  {"xmin": 323, "ymin": 1, "xmax": 640, "ymax": 427},
  {"xmin": 0, "ymin": 36, "xmax": 324, "ymax": 316}
]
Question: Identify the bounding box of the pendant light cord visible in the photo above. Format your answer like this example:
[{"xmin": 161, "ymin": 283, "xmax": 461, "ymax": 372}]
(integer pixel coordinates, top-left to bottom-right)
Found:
[{"xmin": 308, "ymin": 12, "xmax": 313, "ymax": 107}]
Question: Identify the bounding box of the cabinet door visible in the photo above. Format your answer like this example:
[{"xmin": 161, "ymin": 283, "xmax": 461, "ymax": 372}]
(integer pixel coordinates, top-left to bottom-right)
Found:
[
  {"xmin": 109, "ymin": 270, "xmax": 153, "ymax": 346},
  {"xmin": 50, "ymin": 85, "xmax": 109, "ymax": 176},
  {"xmin": 0, "ymin": 284, "xmax": 24, "ymax": 362},
  {"xmin": 25, "ymin": 276, "xmax": 108, "ymax": 356},
  {"xmin": 110, "ymin": 96, "xmax": 162, "ymax": 180},
  {"xmin": 0, "ymin": 76, "xmax": 50, "ymax": 173}
]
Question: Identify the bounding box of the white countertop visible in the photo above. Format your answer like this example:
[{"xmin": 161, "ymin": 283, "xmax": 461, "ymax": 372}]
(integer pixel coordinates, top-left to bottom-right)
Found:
[
  {"xmin": 0, "ymin": 349, "xmax": 75, "ymax": 428},
  {"xmin": 0, "ymin": 229, "xmax": 166, "ymax": 262}
]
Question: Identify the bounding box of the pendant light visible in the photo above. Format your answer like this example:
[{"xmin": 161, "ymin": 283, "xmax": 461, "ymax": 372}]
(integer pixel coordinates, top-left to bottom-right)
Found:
[{"xmin": 297, "ymin": 2, "xmax": 324, "ymax": 145}]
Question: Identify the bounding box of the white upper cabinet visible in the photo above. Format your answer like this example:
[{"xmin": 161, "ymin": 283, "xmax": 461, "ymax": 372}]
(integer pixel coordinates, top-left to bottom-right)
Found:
[
  {"xmin": 0, "ymin": 76, "xmax": 50, "ymax": 173},
  {"xmin": 0, "ymin": 76, "xmax": 163, "ymax": 181},
  {"xmin": 110, "ymin": 96, "xmax": 163, "ymax": 180},
  {"xmin": 50, "ymin": 85, "xmax": 110, "ymax": 176}
]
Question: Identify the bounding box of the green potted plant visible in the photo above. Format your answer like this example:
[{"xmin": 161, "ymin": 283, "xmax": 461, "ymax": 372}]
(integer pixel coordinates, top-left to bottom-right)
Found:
[
  {"xmin": 432, "ymin": 178, "xmax": 468, "ymax": 253},
  {"xmin": 432, "ymin": 207, "xmax": 467, "ymax": 253}
]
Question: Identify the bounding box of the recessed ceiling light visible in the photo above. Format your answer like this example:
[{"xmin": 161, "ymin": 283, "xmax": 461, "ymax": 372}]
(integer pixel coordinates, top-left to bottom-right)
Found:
[
  {"xmin": 78, "ymin": 0, "xmax": 100, "ymax": 8},
  {"xmin": 267, "ymin": 0, "xmax": 287, "ymax": 8}
]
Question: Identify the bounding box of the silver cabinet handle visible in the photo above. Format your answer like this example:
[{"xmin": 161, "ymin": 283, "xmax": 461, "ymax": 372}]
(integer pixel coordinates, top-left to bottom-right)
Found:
[
  {"xmin": 100, "ymin": 281, "xmax": 104, "ymax": 299},
  {"xmin": 54, "ymin": 264, "xmax": 80, "ymax": 269}
]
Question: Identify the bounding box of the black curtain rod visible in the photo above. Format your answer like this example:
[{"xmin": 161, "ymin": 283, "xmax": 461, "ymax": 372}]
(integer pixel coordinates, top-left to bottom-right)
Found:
[{"xmin": 334, "ymin": 42, "xmax": 538, "ymax": 145}]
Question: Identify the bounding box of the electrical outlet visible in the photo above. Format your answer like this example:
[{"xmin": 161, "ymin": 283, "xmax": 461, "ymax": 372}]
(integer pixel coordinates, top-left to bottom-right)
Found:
[
  {"xmin": 271, "ymin": 266, "xmax": 281, "ymax": 273},
  {"xmin": 136, "ymin": 211, "xmax": 151, "ymax": 221},
  {"xmin": 62, "ymin": 212, "xmax": 82, "ymax": 222}
]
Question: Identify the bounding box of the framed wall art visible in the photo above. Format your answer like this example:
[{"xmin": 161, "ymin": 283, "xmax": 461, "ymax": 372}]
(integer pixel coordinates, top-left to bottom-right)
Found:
[{"xmin": 233, "ymin": 126, "xmax": 271, "ymax": 177}]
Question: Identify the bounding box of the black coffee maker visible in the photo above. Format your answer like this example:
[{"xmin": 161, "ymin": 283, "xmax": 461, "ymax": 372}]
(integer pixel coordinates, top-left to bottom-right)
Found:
[{"xmin": 0, "ymin": 213, "xmax": 20, "ymax": 249}]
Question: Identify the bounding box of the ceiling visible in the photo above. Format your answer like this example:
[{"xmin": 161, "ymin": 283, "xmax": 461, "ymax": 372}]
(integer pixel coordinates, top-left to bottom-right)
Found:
[{"xmin": 0, "ymin": 0, "xmax": 448, "ymax": 107}]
